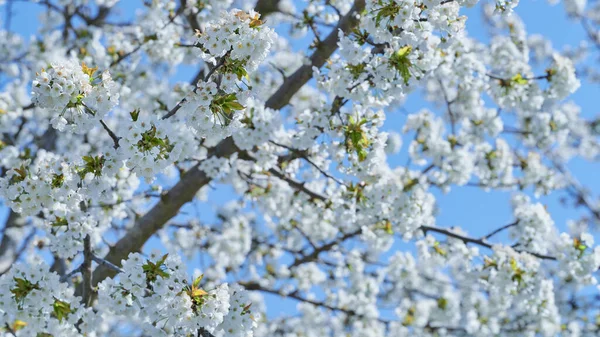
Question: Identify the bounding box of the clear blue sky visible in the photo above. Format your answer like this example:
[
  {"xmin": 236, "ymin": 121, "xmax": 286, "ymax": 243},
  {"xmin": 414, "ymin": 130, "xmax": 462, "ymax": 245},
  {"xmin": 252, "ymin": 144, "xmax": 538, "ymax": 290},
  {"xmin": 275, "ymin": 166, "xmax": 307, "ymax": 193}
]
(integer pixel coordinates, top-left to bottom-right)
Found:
[{"xmin": 1, "ymin": 0, "xmax": 599, "ymax": 320}]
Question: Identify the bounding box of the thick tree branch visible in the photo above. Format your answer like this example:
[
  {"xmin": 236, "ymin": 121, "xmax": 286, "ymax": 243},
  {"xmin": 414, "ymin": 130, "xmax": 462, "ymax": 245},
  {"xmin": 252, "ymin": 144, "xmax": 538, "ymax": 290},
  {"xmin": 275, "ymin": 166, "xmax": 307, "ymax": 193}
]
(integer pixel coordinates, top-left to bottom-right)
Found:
[
  {"xmin": 92, "ymin": 0, "xmax": 367, "ymax": 287},
  {"xmin": 265, "ymin": 0, "xmax": 365, "ymax": 110},
  {"xmin": 179, "ymin": 0, "xmax": 202, "ymax": 33},
  {"xmin": 254, "ymin": 0, "xmax": 282, "ymax": 17},
  {"xmin": 90, "ymin": 138, "xmax": 239, "ymax": 284},
  {"xmin": 0, "ymin": 211, "xmax": 27, "ymax": 275},
  {"xmin": 81, "ymin": 235, "xmax": 93, "ymax": 306}
]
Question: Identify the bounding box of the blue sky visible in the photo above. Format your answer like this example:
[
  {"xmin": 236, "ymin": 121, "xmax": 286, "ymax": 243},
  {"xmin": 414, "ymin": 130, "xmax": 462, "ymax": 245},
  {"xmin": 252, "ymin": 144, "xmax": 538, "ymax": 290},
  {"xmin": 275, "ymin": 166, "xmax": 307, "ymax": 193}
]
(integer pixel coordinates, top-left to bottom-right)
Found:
[{"xmin": 1, "ymin": 0, "xmax": 600, "ymax": 320}]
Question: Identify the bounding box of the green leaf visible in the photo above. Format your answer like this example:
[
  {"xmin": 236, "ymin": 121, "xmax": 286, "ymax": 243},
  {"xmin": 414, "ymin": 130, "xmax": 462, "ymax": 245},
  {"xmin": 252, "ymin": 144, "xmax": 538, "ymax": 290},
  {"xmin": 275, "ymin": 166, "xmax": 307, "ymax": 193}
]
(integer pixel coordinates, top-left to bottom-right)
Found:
[
  {"xmin": 10, "ymin": 277, "xmax": 40, "ymax": 307},
  {"xmin": 396, "ymin": 45, "xmax": 412, "ymax": 58},
  {"xmin": 79, "ymin": 155, "xmax": 105, "ymax": 177},
  {"xmin": 209, "ymin": 93, "xmax": 245, "ymax": 126},
  {"xmin": 11, "ymin": 320, "xmax": 27, "ymax": 331},
  {"xmin": 511, "ymin": 73, "xmax": 528, "ymax": 85},
  {"xmin": 437, "ymin": 297, "xmax": 448, "ymax": 310},
  {"xmin": 433, "ymin": 241, "xmax": 447, "ymax": 257},
  {"xmin": 343, "ymin": 116, "xmax": 372, "ymax": 162},
  {"xmin": 374, "ymin": 3, "xmax": 400, "ymax": 26},
  {"xmin": 483, "ymin": 257, "xmax": 497, "ymax": 270},
  {"xmin": 143, "ymin": 34, "xmax": 158, "ymax": 42},
  {"xmin": 383, "ymin": 221, "xmax": 393, "ymax": 235},
  {"xmin": 225, "ymin": 101, "xmax": 245, "ymax": 110},
  {"xmin": 51, "ymin": 174, "xmax": 65, "ymax": 188},
  {"xmin": 143, "ymin": 254, "xmax": 171, "ymax": 283},
  {"xmin": 51, "ymin": 217, "xmax": 68, "ymax": 227},
  {"xmin": 53, "ymin": 299, "xmax": 72, "ymax": 322},
  {"xmin": 345, "ymin": 63, "xmax": 366, "ymax": 80},
  {"xmin": 192, "ymin": 274, "xmax": 204, "ymax": 288},
  {"xmin": 357, "ymin": 149, "xmax": 368, "ymax": 162},
  {"xmin": 389, "ymin": 45, "xmax": 413, "ymax": 85},
  {"xmin": 130, "ymin": 108, "xmax": 140, "ymax": 121},
  {"xmin": 157, "ymin": 253, "xmax": 169, "ymax": 266}
]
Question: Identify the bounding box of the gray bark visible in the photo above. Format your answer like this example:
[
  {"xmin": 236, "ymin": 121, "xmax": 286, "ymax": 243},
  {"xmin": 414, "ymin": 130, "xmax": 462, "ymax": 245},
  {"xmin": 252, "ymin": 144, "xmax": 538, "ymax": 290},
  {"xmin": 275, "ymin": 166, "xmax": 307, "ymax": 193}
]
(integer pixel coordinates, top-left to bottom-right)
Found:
[{"xmin": 90, "ymin": 0, "xmax": 367, "ymax": 286}]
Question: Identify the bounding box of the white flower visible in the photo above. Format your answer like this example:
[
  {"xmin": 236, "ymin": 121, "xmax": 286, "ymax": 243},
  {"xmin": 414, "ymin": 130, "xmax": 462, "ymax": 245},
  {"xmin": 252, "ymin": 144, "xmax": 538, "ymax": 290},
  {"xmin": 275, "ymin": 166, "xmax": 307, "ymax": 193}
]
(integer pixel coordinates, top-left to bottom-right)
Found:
[
  {"xmin": 546, "ymin": 53, "xmax": 580, "ymax": 101},
  {"xmin": 31, "ymin": 60, "xmax": 119, "ymax": 134}
]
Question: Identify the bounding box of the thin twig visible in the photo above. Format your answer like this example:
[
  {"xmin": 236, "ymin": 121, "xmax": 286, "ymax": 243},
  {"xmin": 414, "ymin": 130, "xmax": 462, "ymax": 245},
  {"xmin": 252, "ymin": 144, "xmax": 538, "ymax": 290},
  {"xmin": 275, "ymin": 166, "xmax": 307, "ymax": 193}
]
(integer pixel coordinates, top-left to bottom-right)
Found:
[
  {"xmin": 60, "ymin": 265, "xmax": 83, "ymax": 282},
  {"xmin": 4, "ymin": 323, "xmax": 17, "ymax": 337},
  {"xmin": 161, "ymin": 54, "xmax": 228, "ymax": 120},
  {"xmin": 481, "ymin": 221, "xmax": 518, "ymax": 240},
  {"xmin": 4, "ymin": 0, "xmax": 14, "ymax": 31},
  {"xmin": 241, "ymin": 280, "xmax": 391, "ymax": 324},
  {"xmin": 290, "ymin": 229, "xmax": 362, "ymax": 268},
  {"xmin": 293, "ymin": 226, "xmax": 318, "ymax": 250},
  {"xmin": 203, "ymin": 55, "xmax": 228, "ymax": 82},
  {"xmin": 268, "ymin": 168, "xmax": 328, "ymax": 202},
  {"xmin": 109, "ymin": 7, "xmax": 184, "ymax": 67},
  {"xmin": 437, "ymin": 77, "xmax": 456, "ymax": 134},
  {"xmin": 486, "ymin": 72, "xmax": 549, "ymax": 82},
  {"xmin": 420, "ymin": 225, "xmax": 556, "ymax": 260},
  {"xmin": 91, "ymin": 0, "xmax": 367, "ymax": 288},
  {"xmin": 92, "ymin": 254, "xmax": 124, "ymax": 273},
  {"xmin": 100, "ymin": 120, "xmax": 120, "ymax": 149},
  {"xmin": 269, "ymin": 141, "xmax": 345, "ymax": 185}
]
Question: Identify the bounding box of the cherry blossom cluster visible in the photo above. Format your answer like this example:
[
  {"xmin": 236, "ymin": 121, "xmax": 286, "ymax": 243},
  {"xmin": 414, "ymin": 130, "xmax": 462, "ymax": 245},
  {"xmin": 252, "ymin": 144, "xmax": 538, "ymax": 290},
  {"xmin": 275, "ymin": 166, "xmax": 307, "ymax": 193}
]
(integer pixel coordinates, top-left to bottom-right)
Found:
[
  {"xmin": 97, "ymin": 252, "xmax": 256, "ymax": 337},
  {"xmin": 106, "ymin": 112, "xmax": 198, "ymax": 180},
  {"xmin": 0, "ymin": 262, "xmax": 89, "ymax": 337},
  {"xmin": 0, "ymin": 147, "xmax": 139, "ymax": 258},
  {"xmin": 509, "ymin": 194, "xmax": 556, "ymax": 254},
  {"xmin": 0, "ymin": 255, "xmax": 256, "ymax": 337},
  {"xmin": 32, "ymin": 60, "xmax": 119, "ymax": 133},
  {"xmin": 1, "ymin": 0, "xmax": 600, "ymax": 336},
  {"xmin": 196, "ymin": 9, "xmax": 275, "ymax": 89},
  {"xmin": 178, "ymin": 82, "xmax": 246, "ymax": 143}
]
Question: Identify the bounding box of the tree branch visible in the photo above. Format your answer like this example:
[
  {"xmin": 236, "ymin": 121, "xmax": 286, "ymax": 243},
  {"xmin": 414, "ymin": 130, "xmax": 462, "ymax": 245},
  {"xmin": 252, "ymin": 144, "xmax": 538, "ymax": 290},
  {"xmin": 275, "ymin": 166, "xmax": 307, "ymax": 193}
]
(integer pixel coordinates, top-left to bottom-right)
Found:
[
  {"xmin": 420, "ymin": 225, "xmax": 556, "ymax": 260},
  {"xmin": 91, "ymin": 254, "xmax": 124, "ymax": 273},
  {"xmin": 265, "ymin": 0, "xmax": 365, "ymax": 110},
  {"xmin": 100, "ymin": 120, "xmax": 120, "ymax": 149},
  {"xmin": 241, "ymin": 280, "xmax": 388, "ymax": 323},
  {"xmin": 290, "ymin": 229, "xmax": 362, "ymax": 268},
  {"xmin": 0, "ymin": 211, "xmax": 27, "ymax": 275},
  {"xmin": 81, "ymin": 235, "xmax": 93, "ymax": 306},
  {"xmin": 91, "ymin": 0, "xmax": 366, "ymax": 287},
  {"xmin": 481, "ymin": 221, "xmax": 518, "ymax": 240},
  {"xmin": 254, "ymin": 0, "xmax": 282, "ymax": 17},
  {"xmin": 90, "ymin": 137, "xmax": 239, "ymax": 286},
  {"xmin": 60, "ymin": 265, "xmax": 83, "ymax": 283},
  {"xmin": 268, "ymin": 168, "xmax": 328, "ymax": 202}
]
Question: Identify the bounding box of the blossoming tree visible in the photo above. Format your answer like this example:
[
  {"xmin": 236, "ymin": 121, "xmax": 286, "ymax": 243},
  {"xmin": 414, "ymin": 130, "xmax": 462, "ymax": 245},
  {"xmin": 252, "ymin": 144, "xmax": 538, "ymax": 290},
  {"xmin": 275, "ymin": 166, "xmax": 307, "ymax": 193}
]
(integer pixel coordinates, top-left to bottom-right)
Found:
[{"xmin": 1, "ymin": 0, "xmax": 600, "ymax": 335}]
